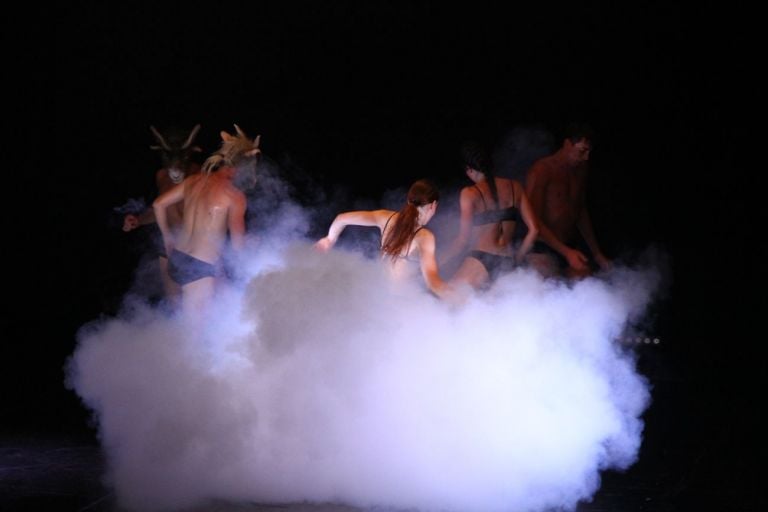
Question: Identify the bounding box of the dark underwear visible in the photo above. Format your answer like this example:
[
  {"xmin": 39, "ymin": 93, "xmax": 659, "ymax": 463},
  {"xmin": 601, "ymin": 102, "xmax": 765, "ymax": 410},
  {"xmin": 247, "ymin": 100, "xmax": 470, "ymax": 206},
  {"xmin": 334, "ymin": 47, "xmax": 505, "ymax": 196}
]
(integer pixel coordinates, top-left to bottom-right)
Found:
[
  {"xmin": 168, "ymin": 249, "xmax": 216, "ymax": 286},
  {"xmin": 472, "ymin": 185, "xmax": 520, "ymax": 225},
  {"xmin": 468, "ymin": 250, "xmax": 516, "ymax": 282}
]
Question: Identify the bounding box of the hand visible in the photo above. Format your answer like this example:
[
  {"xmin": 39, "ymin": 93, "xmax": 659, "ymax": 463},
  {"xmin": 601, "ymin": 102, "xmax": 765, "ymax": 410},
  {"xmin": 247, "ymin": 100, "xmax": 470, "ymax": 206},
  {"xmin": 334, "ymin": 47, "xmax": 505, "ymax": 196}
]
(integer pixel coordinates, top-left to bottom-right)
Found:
[
  {"xmin": 441, "ymin": 282, "xmax": 470, "ymax": 308},
  {"xmin": 314, "ymin": 237, "xmax": 334, "ymax": 253},
  {"xmin": 565, "ymin": 248, "xmax": 589, "ymax": 272},
  {"xmin": 594, "ymin": 252, "xmax": 613, "ymax": 271},
  {"xmin": 122, "ymin": 214, "xmax": 140, "ymax": 232}
]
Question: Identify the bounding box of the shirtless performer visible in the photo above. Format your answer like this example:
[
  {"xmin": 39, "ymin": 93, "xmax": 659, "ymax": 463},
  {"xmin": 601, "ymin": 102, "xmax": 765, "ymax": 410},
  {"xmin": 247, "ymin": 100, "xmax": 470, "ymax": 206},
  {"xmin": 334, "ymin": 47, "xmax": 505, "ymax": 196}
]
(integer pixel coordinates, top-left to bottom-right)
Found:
[
  {"xmin": 153, "ymin": 125, "xmax": 261, "ymax": 315},
  {"xmin": 441, "ymin": 141, "xmax": 539, "ymax": 290},
  {"xmin": 315, "ymin": 179, "xmax": 454, "ymax": 301},
  {"xmin": 123, "ymin": 124, "xmax": 202, "ymax": 303},
  {"xmin": 525, "ymin": 123, "xmax": 611, "ymax": 279}
]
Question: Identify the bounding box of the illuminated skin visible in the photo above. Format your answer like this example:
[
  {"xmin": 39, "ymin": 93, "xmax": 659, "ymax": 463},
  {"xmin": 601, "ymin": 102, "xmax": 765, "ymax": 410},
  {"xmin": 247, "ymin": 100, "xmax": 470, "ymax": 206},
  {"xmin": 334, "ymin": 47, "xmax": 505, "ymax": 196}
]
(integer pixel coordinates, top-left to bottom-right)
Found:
[
  {"xmin": 123, "ymin": 163, "xmax": 203, "ymax": 302},
  {"xmin": 153, "ymin": 163, "xmax": 247, "ymax": 316},
  {"xmin": 442, "ymin": 168, "xmax": 539, "ymax": 289},
  {"xmin": 525, "ymin": 137, "xmax": 611, "ymax": 278},
  {"xmin": 315, "ymin": 202, "xmax": 453, "ymax": 300}
]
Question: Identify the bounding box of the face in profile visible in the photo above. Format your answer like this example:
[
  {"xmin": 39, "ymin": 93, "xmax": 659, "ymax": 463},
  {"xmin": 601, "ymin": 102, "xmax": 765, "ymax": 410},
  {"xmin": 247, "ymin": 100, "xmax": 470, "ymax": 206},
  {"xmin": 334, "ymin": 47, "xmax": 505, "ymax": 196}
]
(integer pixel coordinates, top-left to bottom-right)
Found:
[{"xmin": 566, "ymin": 138, "xmax": 592, "ymax": 165}]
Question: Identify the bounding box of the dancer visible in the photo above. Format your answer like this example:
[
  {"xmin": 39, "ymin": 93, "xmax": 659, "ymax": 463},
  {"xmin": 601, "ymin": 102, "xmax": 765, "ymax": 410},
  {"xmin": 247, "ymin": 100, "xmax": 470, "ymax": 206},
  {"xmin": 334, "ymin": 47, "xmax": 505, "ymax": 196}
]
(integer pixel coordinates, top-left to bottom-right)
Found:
[
  {"xmin": 154, "ymin": 125, "xmax": 261, "ymax": 315},
  {"xmin": 122, "ymin": 124, "xmax": 202, "ymax": 303},
  {"xmin": 442, "ymin": 142, "xmax": 538, "ymax": 289},
  {"xmin": 315, "ymin": 179, "xmax": 453, "ymax": 300},
  {"xmin": 525, "ymin": 123, "xmax": 611, "ymax": 279}
]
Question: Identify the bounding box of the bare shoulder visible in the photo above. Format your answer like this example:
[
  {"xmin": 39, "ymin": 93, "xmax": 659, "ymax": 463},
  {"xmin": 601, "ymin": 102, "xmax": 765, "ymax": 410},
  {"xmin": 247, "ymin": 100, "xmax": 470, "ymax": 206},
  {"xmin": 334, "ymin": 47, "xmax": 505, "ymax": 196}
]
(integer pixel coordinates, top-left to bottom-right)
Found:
[
  {"xmin": 527, "ymin": 157, "xmax": 558, "ymax": 186},
  {"xmin": 528, "ymin": 156, "xmax": 553, "ymax": 176},
  {"xmin": 372, "ymin": 209, "xmax": 396, "ymax": 223},
  {"xmin": 462, "ymin": 184, "xmax": 479, "ymax": 196},
  {"xmin": 494, "ymin": 176, "xmax": 515, "ymax": 193},
  {"xmin": 460, "ymin": 184, "xmax": 480, "ymax": 202},
  {"xmin": 186, "ymin": 173, "xmax": 205, "ymax": 185},
  {"xmin": 415, "ymin": 226, "xmax": 436, "ymax": 243},
  {"xmin": 223, "ymin": 183, "xmax": 247, "ymax": 204}
]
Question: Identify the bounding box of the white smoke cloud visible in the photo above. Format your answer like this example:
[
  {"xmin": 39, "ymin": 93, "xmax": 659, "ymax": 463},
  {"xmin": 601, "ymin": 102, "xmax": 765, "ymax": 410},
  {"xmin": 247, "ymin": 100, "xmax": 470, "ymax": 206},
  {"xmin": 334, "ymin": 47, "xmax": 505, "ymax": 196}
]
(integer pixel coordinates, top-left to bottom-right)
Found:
[{"xmin": 67, "ymin": 230, "xmax": 657, "ymax": 512}]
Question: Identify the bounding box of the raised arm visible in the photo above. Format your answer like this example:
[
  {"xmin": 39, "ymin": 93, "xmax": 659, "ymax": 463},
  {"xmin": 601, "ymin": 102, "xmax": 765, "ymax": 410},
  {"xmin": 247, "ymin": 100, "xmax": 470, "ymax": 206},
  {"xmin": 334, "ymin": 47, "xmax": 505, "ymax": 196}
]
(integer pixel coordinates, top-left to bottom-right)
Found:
[
  {"xmin": 152, "ymin": 181, "xmax": 186, "ymax": 256},
  {"xmin": 315, "ymin": 209, "xmax": 391, "ymax": 251}
]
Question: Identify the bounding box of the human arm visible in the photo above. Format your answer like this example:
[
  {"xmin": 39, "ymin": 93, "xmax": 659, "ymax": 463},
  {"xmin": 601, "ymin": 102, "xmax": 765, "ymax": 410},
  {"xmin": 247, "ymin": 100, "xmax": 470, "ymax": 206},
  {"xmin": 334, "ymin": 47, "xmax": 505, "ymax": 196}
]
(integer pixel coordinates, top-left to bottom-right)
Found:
[
  {"xmin": 228, "ymin": 191, "xmax": 247, "ymax": 253},
  {"xmin": 439, "ymin": 187, "xmax": 474, "ymax": 265},
  {"xmin": 512, "ymin": 182, "xmax": 539, "ymax": 265},
  {"xmin": 315, "ymin": 209, "xmax": 391, "ymax": 252},
  {"xmin": 416, "ymin": 229, "xmax": 454, "ymax": 300},
  {"xmin": 122, "ymin": 209, "xmax": 156, "ymax": 231},
  {"xmin": 576, "ymin": 207, "xmax": 611, "ymax": 270},
  {"xmin": 525, "ymin": 164, "xmax": 589, "ymax": 272},
  {"xmin": 152, "ymin": 181, "xmax": 185, "ymax": 256}
]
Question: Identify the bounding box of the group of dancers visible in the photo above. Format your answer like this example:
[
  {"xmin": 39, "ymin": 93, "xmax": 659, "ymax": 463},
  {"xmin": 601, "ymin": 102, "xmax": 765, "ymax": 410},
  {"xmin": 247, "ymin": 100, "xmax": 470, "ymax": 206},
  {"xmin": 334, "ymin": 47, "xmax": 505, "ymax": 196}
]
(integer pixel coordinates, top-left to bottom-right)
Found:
[{"xmin": 123, "ymin": 122, "xmax": 612, "ymax": 314}]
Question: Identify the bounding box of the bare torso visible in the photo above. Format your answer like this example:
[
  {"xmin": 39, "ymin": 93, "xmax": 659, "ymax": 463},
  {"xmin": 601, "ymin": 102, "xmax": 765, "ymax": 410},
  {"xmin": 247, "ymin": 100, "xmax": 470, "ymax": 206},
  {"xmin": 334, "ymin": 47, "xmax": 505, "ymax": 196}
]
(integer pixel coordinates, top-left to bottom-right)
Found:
[
  {"xmin": 175, "ymin": 173, "xmax": 245, "ymax": 264},
  {"xmin": 529, "ymin": 155, "xmax": 586, "ymax": 244}
]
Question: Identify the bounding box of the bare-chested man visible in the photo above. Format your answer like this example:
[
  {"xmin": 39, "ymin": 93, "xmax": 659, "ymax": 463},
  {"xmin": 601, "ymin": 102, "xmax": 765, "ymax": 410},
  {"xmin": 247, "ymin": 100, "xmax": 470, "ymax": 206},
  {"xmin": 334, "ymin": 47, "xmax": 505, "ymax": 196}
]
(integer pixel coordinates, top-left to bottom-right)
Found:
[
  {"xmin": 123, "ymin": 125, "xmax": 202, "ymax": 303},
  {"xmin": 525, "ymin": 123, "xmax": 611, "ymax": 279},
  {"xmin": 153, "ymin": 125, "xmax": 261, "ymax": 315}
]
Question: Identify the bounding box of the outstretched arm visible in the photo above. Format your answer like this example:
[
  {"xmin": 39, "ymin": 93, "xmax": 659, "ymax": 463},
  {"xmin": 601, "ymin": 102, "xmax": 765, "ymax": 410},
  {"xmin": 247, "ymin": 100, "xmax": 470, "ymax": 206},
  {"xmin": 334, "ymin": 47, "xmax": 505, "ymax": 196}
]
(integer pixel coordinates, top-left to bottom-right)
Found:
[
  {"xmin": 315, "ymin": 209, "xmax": 391, "ymax": 251},
  {"xmin": 152, "ymin": 181, "xmax": 186, "ymax": 256}
]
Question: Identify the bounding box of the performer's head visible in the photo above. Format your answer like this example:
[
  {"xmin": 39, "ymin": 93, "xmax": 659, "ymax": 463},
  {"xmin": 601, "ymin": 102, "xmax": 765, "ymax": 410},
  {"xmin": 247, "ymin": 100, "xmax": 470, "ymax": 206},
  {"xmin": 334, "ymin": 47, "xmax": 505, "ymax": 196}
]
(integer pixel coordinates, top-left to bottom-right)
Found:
[
  {"xmin": 381, "ymin": 179, "xmax": 439, "ymax": 260},
  {"xmin": 461, "ymin": 141, "xmax": 492, "ymax": 179},
  {"xmin": 150, "ymin": 124, "xmax": 202, "ymax": 183},
  {"xmin": 203, "ymin": 125, "xmax": 261, "ymax": 190},
  {"xmin": 561, "ymin": 122, "xmax": 595, "ymax": 165},
  {"xmin": 461, "ymin": 140, "xmax": 499, "ymax": 201}
]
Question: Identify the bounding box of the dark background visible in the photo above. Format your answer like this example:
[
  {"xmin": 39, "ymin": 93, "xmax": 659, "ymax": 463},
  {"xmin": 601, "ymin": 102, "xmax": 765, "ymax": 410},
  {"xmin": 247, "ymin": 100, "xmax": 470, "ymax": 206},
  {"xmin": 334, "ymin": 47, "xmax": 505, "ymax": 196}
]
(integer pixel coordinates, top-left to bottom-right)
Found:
[{"xmin": 6, "ymin": 1, "xmax": 761, "ymax": 508}]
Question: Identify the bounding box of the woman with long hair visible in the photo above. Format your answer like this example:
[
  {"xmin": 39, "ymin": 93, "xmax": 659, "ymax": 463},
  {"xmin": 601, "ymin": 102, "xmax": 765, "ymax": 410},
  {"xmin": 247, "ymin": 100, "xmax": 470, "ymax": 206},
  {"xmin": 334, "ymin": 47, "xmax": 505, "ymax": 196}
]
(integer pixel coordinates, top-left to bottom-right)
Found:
[{"xmin": 315, "ymin": 179, "xmax": 452, "ymax": 299}]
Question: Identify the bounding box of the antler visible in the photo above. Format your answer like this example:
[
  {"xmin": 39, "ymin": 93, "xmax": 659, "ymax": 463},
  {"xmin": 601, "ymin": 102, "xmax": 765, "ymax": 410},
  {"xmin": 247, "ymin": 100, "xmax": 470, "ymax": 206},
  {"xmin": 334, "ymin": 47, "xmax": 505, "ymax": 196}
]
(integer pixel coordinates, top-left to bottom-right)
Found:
[
  {"xmin": 233, "ymin": 124, "xmax": 247, "ymax": 138},
  {"xmin": 233, "ymin": 124, "xmax": 261, "ymax": 156},
  {"xmin": 149, "ymin": 126, "xmax": 171, "ymax": 150},
  {"xmin": 182, "ymin": 124, "xmax": 201, "ymax": 149}
]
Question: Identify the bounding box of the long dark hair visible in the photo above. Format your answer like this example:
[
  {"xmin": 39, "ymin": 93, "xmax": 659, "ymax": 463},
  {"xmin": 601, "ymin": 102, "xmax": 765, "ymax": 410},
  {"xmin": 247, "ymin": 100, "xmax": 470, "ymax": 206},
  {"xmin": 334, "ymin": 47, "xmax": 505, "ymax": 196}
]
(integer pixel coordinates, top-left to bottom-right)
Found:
[
  {"xmin": 461, "ymin": 141, "xmax": 498, "ymax": 206},
  {"xmin": 381, "ymin": 179, "xmax": 439, "ymax": 261}
]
